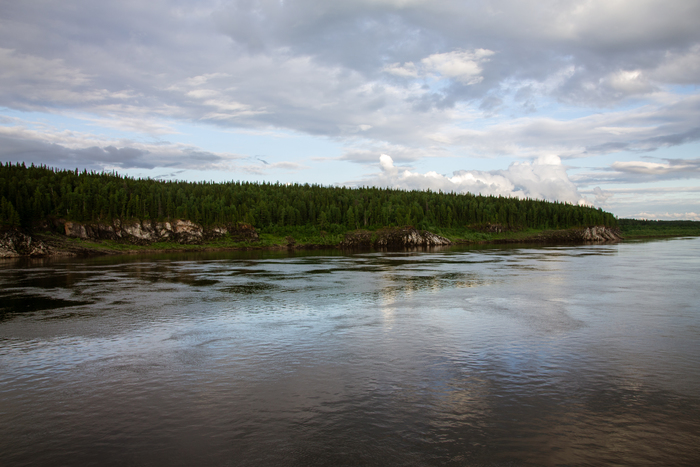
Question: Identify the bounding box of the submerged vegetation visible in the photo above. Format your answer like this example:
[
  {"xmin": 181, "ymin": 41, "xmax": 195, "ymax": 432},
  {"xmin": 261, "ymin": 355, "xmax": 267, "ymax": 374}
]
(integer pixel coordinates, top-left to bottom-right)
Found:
[{"xmin": 1, "ymin": 162, "xmax": 617, "ymax": 236}]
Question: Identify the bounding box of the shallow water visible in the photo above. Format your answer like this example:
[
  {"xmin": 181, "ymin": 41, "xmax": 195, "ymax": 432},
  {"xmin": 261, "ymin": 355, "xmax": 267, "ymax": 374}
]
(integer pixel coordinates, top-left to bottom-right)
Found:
[{"xmin": 1, "ymin": 238, "xmax": 699, "ymax": 466}]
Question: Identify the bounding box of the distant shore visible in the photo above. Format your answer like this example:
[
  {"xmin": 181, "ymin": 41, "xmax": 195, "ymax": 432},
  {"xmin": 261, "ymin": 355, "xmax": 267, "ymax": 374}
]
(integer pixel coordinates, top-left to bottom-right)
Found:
[
  {"xmin": 1, "ymin": 224, "xmax": 631, "ymax": 258},
  {"xmin": 5, "ymin": 218, "xmax": 700, "ymax": 259}
]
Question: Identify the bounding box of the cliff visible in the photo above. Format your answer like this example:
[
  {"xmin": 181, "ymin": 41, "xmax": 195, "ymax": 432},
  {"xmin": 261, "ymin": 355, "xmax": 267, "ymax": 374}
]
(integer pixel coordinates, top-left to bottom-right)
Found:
[
  {"xmin": 0, "ymin": 220, "xmax": 259, "ymax": 258},
  {"xmin": 61, "ymin": 219, "xmax": 258, "ymax": 245},
  {"xmin": 340, "ymin": 228, "xmax": 452, "ymax": 249},
  {"xmin": 487, "ymin": 225, "xmax": 623, "ymax": 244},
  {"xmin": 0, "ymin": 231, "xmax": 53, "ymax": 258},
  {"xmin": 0, "ymin": 223, "xmax": 623, "ymax": 258},
  {"xmin": 580, "ymin": 226, "xmax": 622, "ymax": 242}
]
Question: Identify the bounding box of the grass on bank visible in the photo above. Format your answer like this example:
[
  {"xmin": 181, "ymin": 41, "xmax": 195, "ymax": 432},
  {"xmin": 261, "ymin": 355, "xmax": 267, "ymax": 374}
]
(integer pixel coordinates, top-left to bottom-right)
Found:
[
  {"xmin": 428, "ymin": 226, "xmax": 548, "ymax": 243},
  {"xmin": 41, "ymin": 224, "xmax": 607, "ymax": 254},
  {"xmin": 43, "ymin": 226, "xmax": 344, "ymax": 253},
  {"xmin": 42, "ymin": 220, "xmax": 700, "ymax": 254},
  {"xmin": 262, "ymin": 224, "xmax": 552, "ymax": 245},
  {"xmin": 618, "ymin": 219, "xmax": 700, "ymax": 238},
  {"xmin": 63, "ymin": 236, "xmax": 283, "ymax": 252}
]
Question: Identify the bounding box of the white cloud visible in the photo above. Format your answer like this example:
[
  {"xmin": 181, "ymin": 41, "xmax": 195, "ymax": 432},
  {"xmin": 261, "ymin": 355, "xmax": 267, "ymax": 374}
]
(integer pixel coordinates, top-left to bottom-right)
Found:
[
  {"xmin": 184, "ymin": 73, "xmax": 230, "ymax": 86},
  {"xmin": 359, "ymin": 154, "xmax": 587, "ymax": 205},
  {"xmin": 383, "ymin": 49, "xmax": 493, "ymax": 85},
  {"xmin": 604, "ymin": 70, "xmax": 655, "ymax": 95},
  {"xmin": 592, "ymin": 186, "xmax": 613, "ymax": 205},
  {"xmin": 634, "ymin": 211, "xmax": 700, "ymax": 221},
  {"xmin": 421, "ymin": 49, "xmax": 494, "ymax": 85},
  {"xmin": 384, "ymin": 61, "xmax": 418, "ymax": 78}
]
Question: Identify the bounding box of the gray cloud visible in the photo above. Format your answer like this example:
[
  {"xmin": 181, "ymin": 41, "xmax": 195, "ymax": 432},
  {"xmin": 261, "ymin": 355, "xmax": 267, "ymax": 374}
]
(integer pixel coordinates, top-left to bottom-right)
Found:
[
  {"xmin": 633, "ymin": 211, "xmax": 700, "ymax": 221},
  {"xmin": 0, "ymin": 135, "xmax": 154, "ymax": 170},
  {"xmin": 576, "ymin": 184, "xmax": 700, "ymax": 219},
  {"xmin": 643, "ymin": 127, "xmax": 700, "ymax": 148},
  {"xmin": 1, "ymin": 1, "xmax": 698, "ymax": 141},
  {"xmin": 213, "ymin": 0, "xmax": 700, "ymax": 105},
  {"xmin": 574, "ymin": 157, "xmax": 700, "ymax": 186},
  {"xmin": 608, "ymin": 158, "xmax": 700, "ymax": 182},
  {"xmin": 1, "ymin": 0, "xmax": 700, "ymax": 220},
  {"xmin": 592, "ymin": 187, "xmax": 613, "ymax": 206},
  {"xmin": 0, "ymin": 133, "xmax": 229, "ymax": 171}
]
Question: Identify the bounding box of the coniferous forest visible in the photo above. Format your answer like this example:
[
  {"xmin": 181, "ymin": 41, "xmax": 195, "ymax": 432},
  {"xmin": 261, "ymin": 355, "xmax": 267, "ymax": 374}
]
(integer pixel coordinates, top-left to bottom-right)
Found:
[{"xmin": 0, "ymin": 162, "xmax": 617, "ymax": 233}]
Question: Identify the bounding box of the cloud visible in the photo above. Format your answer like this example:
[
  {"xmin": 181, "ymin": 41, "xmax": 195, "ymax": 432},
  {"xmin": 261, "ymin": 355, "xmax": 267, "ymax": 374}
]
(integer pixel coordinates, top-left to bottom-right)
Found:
[
  {"xmin": 212, "ymin": 0, "xmax": 700, "ymax": 106},
  {"xmin": 633, "ymin": 211, "xmax": 700, "ymax": 221},
  {"xmin": 650, "ymin": 45, "xmax": 700, "ymax": 84},
  {"xmin": 1, "ymin": 0, "xmax": 700, "ymax": 219},
  {"xmin": 611, "ymin": 159, "xmax": 700, "ymax": 176},
  {"xmin": 421, "ymin": 49, "xmax": 493, "ymax": 85},
  {"xmin": 0, "ymin": 47, "xmax": 119, "ymax": 109},
  {"xmin": 575, "ymin": 184, "xmax": 700, "ymax": 219},
  {"xmin": 340, "ymin": 142, "xmax": 450, "ymax": 164},
  {"xmin": 0, "ymin": 132, "xmax": 217, "ymax": 171},
  {"xmin": 0, "ymin": 120, "xmax": 304, "ymax": 174},
  {"xmin": 574, "ymin": 157, "xmax": 700, "ymax": 186},
  {"xmin": 356, "ymin": 154, "xmax": 587, "ymax": 205},
  {"xmin": 442, "ymin": 95, "xmax": 700, "ymax": 158},
  {"xmin": 384, "ymin": 61, "xmax": 419, "ymax": 78},
  {"xmin": 385, "ymin": 49, "xmax": 494, "ymax": 85},
  {"xmin": 592, "ymin": 186, "xmax": 613, "ymax": 205},
  {"xmin": 0, "ymin": 1, "xmax": 699, "ymax": 156}
]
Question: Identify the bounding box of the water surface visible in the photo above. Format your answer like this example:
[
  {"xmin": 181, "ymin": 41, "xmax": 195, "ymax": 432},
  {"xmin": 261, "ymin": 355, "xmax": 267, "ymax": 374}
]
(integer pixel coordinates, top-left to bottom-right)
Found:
[{"xmin": 1, "ymin": 238, "xmax": 699, "ymax": 466}]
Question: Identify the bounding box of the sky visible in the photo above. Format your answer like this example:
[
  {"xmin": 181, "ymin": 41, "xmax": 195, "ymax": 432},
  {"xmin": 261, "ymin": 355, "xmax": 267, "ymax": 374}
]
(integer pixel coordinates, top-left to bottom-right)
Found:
[{"xmin": 1, "ymin": 0, "xmax": 699, "ymax": 220}]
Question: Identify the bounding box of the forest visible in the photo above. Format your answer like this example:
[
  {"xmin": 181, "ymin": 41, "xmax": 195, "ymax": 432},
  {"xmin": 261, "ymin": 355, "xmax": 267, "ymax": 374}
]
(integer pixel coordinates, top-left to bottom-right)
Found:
[
  {"xmin": 0, "ymin": 162, "xmax": 617, "ymax": 234},
  {"xmin": 617, "ymin": 218, "xmax": 700, "ymax": 237}
]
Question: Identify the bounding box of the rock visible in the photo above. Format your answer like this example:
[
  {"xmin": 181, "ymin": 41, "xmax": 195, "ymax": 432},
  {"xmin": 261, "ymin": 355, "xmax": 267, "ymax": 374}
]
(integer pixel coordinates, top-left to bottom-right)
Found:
[
  {"xmin": 64, "ymin": 221, "xmax": 88, "ymax": 239},
  {"xmin": 340, "ymin": 227, "xmax": 451, "ymax": 249},
  {"xmin": 0, "ymin": 230, "xmax": 52, "ymax": 257},
  {"xmin": 60, "ymin": 219, "xmax": 258, "ymax": 245},
  {"xmin": 340, "ymin": 230, "xmax": 373, "ymax": 248},
  {"xmin": 580, "ymin": 226, "xmax": 622, "ymax": 242}
]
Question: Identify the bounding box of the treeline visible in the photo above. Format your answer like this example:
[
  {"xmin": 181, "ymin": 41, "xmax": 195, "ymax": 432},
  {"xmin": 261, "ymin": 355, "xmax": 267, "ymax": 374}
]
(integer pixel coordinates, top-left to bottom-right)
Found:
[
  {"xmin": 618, "ymin": 218, "xmax": 700, "ymax": 237},
  {"xmin": 0, "ymin": 162, "xmax": 617, "ymax": 232}
]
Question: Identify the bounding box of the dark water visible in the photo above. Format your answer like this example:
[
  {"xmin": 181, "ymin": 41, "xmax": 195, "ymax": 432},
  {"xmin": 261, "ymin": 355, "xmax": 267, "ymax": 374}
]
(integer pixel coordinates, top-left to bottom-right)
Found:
[{"xmin": 1, "ymin": 238, "xmax": 699, "ymax": 466}]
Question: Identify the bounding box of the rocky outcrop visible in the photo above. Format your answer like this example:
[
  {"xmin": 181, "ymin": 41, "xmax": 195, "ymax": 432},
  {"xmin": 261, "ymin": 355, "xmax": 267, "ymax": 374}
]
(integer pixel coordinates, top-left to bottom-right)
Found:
[
  {"xmin": 0, "ymin": 230, "xmax": 52, "ymax": 258},
  {"xmin": 488, "ymin": 225, "xmax": 623, "ymax": 244},
  {"xmin": 62, "ymin": 219, "xmax": 258, "ymax": 245},
  {"xmin": 580, "ymin": 226, "xmax": 622, "ymax": 242},
  {"xmin": 340, "ymin": 227, "xmax": 452, "ymax": 249}
]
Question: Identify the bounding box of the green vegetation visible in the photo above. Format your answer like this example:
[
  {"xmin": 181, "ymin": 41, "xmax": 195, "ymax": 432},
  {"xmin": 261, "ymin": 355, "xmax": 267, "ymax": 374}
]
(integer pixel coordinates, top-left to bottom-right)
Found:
[
  {"xmin": 428, "ymin": 226, "xmax": 551, "ymax": 243},
  {"xmin": 618, "ymin": 219, "xmax": 700, "ymax": 238},
  {"xmin": 50, "ymin": 233, "xmax": 285, "ymax": 253},
  {"xmin": 0, "ymin": 163, "xmax": 617, "ymax": 239},
  {"xmin": 45, "ymin": 229, "xmax": 342, "ymax": 253}
]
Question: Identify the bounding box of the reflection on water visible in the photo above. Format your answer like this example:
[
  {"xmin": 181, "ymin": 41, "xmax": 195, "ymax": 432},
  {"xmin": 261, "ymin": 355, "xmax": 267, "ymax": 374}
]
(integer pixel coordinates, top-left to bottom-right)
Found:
[{"xmin": 1, "ymin": 239, "xmax": 700, "ymax": 466}]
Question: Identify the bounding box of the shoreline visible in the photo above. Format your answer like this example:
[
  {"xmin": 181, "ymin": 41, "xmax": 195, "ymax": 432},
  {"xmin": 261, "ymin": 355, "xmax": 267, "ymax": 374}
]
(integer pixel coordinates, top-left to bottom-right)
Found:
[{"xmin": 1, "ymin": 225, "xmax": 629, "ymax": 258}]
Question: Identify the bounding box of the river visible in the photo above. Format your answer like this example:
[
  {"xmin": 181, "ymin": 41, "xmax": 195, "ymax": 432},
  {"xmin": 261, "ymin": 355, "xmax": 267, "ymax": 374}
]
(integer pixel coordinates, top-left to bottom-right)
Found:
[{"xmin": 1, "ymin": 238, "xmax": 699, "ymax": 466}]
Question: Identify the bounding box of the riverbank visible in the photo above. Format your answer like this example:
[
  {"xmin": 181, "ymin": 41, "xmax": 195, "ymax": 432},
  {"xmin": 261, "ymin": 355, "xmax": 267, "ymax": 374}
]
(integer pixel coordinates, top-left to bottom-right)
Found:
[
  {"xmin": 617, "ymin": 218, "xmax": 700, "ymax": 238},
  {"xmin": 1, "ymin": 224, "xmax": 627, "ymax": 258}
]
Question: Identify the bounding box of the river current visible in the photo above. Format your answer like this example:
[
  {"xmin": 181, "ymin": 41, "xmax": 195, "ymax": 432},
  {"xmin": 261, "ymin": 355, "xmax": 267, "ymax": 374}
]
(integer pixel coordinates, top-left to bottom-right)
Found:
[{"xmin": 1, "ymin": 237, "xmax": 699, "ymax": 466}]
